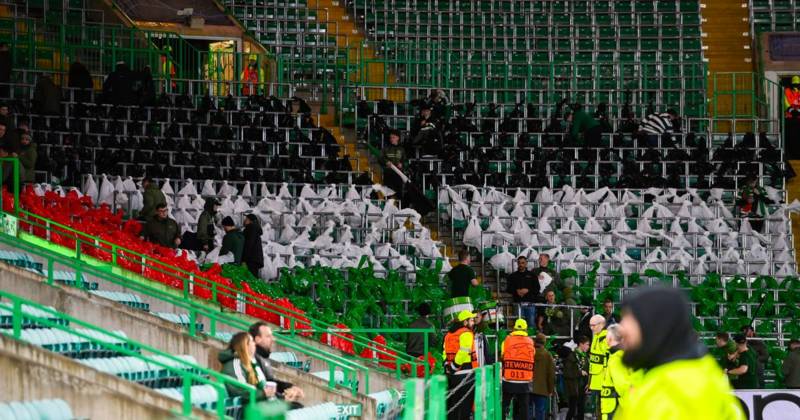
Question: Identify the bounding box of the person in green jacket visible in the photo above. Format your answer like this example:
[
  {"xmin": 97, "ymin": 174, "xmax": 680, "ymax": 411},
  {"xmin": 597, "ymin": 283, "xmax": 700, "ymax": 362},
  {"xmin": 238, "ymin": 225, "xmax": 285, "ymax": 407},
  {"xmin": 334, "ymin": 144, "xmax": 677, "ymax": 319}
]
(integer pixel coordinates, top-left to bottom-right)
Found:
[
  {"xmin": 218, "ymin": 331, "xmax": 269, "ymax": 401},
  {"xmin": 140, "ymin": 177, "xmax": 166, "ymax": 221},
  {"xmin": 18, "ymin": 133, "xmax": 36, "ymax": 183},
  {"xmin": 196, "ymin": 198, "xmax": 219, "ymax": 251},
  {"xmin": 728, "ymin": 334, "xmax": 759, "ymax": 389},
  {"xmin": 566, "ymin": 106, "xmax": 602, "ymax": 147},
  {"xmin": 782, "ymin": 338, "xmax": 800, "ymax": 389},
  {"xmin": 600, "ymin": 324, "xmax": 634, "ymax": 420},
  {"xmin": 219, "ymin": 216, "xmax": 244, "ymax": 263},
  {"xmin": 142, "ymin": 203, "xmax": 181, "ymax": 248},
  {"xmin": 616, "ymin": 287, "xmax": 745, "ymax": 420},
  {"xmin": 379, "ymin": 129, "xmax": 407, "ymax": 196}
]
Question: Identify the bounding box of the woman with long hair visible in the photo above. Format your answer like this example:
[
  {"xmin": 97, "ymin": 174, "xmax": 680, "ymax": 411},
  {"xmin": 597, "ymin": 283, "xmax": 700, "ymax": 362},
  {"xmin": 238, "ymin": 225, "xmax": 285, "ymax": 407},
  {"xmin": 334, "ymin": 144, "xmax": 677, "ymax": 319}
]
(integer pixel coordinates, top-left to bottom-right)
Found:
[{"xmin": 219, "ymin": 331, "xmax": 270, "ymax": 400}]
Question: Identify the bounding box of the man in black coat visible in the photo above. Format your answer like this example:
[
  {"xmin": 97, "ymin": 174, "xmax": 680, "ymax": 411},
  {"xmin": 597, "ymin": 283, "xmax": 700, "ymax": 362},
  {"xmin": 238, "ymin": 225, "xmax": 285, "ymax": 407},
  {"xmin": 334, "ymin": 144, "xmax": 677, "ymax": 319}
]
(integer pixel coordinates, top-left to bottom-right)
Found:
[
  {"xmin": 248, "ymin": 322, "xmax": 304, "ymax": 408},
  {"xmin": 241, "ymin": 213, "xmax": 264, "ymax": 278},
  {"xmin": 102, "ymin": 61, "xmax": 135, "ymax": 105},
  {"xmin": 68, "ymin": 59, "xmax": 93, "ymax": 103}
]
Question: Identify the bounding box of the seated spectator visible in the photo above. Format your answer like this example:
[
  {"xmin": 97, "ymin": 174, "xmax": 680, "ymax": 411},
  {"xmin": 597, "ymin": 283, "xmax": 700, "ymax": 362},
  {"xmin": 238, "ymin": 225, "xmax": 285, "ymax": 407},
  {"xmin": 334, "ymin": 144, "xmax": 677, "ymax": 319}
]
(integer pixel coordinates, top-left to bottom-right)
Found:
[
  {"xmin": 241, "ymin": 214, "xmax": 264, "ymax": 277},
  {"xmin": 406, "ymin": 303, "xmax": 437, "ymax": 358},
  {"xmin": 727, "ymin": 334, "xmax": 759, "ymax": 389},
  {"xmin": 782, "ymin": 338, "xmax": 800, "ymax": 389},
  {"xmin": 537, "ymin": 290, "xmax": 570, "ymax": 338},
  {"xmin": 143, "ymin": 203, "xmax": 181, "ymax": 248},
  {"xmin": 139, "ymin": 177, "xmax": 167, "ymax": 221},
  {"xmin": 218, "ymin": 332, "xmax": 270, "ymax": 402},
  {"xmin": 448, "ymin": 249, "xmax": 479, "ymax": 298},
  {"xmin": 601, "ymin": 298, "xmax": 619, "ymax": 326},
  {"xmin": 18, "ymin": 133, "xmax": 36, "ymax": 183},
  {"xmin": 220, "ymin": 216, "xmax": 244, "ymax": 263},
  {"xmin": 565, "ymin": 104, "xmax": 602, "ymax": 147},
  {"xmin": 248, "ymin": 322, "xmax": 305, "ymax": 408},
  {"xmin": 32, "ymin": 74, "xmax": 61, "ymax": 115}
]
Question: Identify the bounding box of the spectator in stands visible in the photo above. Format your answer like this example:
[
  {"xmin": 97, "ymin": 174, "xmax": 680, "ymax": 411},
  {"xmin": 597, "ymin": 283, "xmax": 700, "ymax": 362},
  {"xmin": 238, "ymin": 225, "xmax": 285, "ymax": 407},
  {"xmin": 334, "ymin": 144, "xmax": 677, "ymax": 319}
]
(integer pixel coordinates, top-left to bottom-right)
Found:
[
  {"xmin": 507, "ymin": 256, "xmax": 538, "ymax": 330},
  {"xmin": 563, "ymin": 336, "xmax": 590, "ymax": 420},
  {"xmin": 713, "ymin": 332, "xmax": 737, "ymax": 370},
  {"xmin": 68, "ymin": 58, "xmax": 93, "ymax": 103},
  {"xmin": 782, "ymin": 338, "xmax": 800, "ymax": 389},
  {"xmin": 574, "ymin": 306, "xmax": 593, "ymax": 342},
  {"xmin": 601, "ymin": 298, "xmax": 619, "ymax": 326},
  {"xmin": 248, "ymin": 322, "xmax": 305, "ymax": 407},
  {"xmin": 501, "ymin": 319, "xmax": 534, "ymax": 420},
  {"xmin": 727, "ymin": 334, "xmax": 759, "ymax": 389},
  {"xmin": 531, "ymin": 333, "xmax": 555, "ymax": 420},
  {"xmin": 220, "ymin": 216, "xmax": 244, "ymax": 264},
  {"xmin": 32, "ymin": 74, "xmax": 61, "ymax": 115},
  {"xmin": 139, "ymin": 65, "xmax": 156, "ymax": 106},
  {"xmin": 218, "ymin": 332, "xmax": 269, "ymax": 402},
  {"xmin": 742, "ymin": 325, "xmax": 769, "ymax": 388},
  {"xmin": 594, "ymin": 102, "xmax": 612, "ymax": 133},
  {"xmin": 473, "ymin": 309, "xmax": 495, "ymax": 367},
  {"xmin": 448, "ymin": 249, "xmax": 479, "ymax": 298},
  {"xmin": 0, "ymin": 145, "xmax": 16, "ymax": 191},
  {"xmin": 241, "ymin": 59, "xmax": 260, "ymax": 96},
  {"xmin": 0, "ymin": 120, "xmax": 11, "ymax": 154},
  {"xmin": 406, "ymin": 302, "xmax": 436, "ymax": 358},
  {"xmin": 103, "ymin": 61, "xmax": 135, "ymax": 105},
  {"xmin": 241, "ymin": 214, "xmax": 264, "ymax": 277},
  {"xmin": 565, "ymin": 104, "xmax": 602, "ymax": 147},
  {"xmin": 0, "ymin": 43, "xmax": 10, "ymax": 98},
  {"xmin": 140, "ymin": 177, "xmax": 167, "ymax": 221},
  {"xmin": 531, "ymin": 253, "xmax": 561, "ymax": 296},
  {"xmin": 737, "ymin": 176, "xmax": 768, "ymax": 231},
  {"xmin": 379, "ymin": 129, "xmax": 407, "ymax": 196},
  {"xmin": 18, "ymin": 133, "xmax": 36, "ymax": 184},
  {"xmin": 196, "ymin": 198, "xmax": 219, "ymax": 251},
  {"xmin": 143, "ymin": 203, "xmax": 181, "ymax": 248},
  {"xmin": 537, "ymin": 290, "xmax": 570, "ymax": 339},
  {"xmin": 638, "ymin": 109, "xmax": 679, "ymax": 147}
]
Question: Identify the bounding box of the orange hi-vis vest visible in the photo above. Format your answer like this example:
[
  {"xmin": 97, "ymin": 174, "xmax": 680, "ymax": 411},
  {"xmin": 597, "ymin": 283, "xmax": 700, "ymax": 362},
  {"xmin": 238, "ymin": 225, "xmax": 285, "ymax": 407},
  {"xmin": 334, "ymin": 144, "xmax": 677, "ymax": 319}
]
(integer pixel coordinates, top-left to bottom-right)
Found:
[
  {"xmin": 786, "ymin": 87, "xmax": 800, "ymax": 118},
  {"xmin": 444, "ymin": 327, "xmax": 478, "ymax": 372},
  {"xmin": 502, "ymin": 334, "xmax": 535, "ymax": 382},
  {"xmin": 241, "ymin": 68, "xmax": 259, "ymax": 96}
]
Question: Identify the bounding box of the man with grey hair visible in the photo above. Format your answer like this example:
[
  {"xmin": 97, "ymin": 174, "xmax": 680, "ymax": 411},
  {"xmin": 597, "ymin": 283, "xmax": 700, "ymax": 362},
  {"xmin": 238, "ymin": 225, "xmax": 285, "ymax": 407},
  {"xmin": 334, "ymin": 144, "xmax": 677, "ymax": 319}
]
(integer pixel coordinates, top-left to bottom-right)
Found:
[
  {"xmin": 601, "ymin": 324, "xmax": 633, "ymax": 420},
  {"xmin": 588, "ymin": 314, "xmax": 609, "ymax": 416}
]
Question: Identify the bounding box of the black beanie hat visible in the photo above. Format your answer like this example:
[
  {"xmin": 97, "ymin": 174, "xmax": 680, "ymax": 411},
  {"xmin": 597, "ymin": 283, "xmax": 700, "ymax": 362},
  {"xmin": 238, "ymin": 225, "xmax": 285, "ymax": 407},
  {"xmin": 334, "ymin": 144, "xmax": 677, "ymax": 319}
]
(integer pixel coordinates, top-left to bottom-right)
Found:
[{"xmin": 221, "ymin": 216, "xmax": 235, "ymax": 227}]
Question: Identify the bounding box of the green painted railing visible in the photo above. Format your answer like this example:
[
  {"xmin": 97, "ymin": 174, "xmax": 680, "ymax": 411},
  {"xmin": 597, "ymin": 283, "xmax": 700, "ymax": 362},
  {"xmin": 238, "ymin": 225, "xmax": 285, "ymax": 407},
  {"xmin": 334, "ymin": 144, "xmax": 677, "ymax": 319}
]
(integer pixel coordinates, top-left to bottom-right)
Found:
[
  {"xmin": 401, "ymin": 364, "xmax": 501, "ymax": 420},
  {"xmin": 0, "ymin": 288, "xmax": 258, "ymax": 419},
  {"xmin": 0, "ymin": 228, "xmax": 367, "ymax": 394}
]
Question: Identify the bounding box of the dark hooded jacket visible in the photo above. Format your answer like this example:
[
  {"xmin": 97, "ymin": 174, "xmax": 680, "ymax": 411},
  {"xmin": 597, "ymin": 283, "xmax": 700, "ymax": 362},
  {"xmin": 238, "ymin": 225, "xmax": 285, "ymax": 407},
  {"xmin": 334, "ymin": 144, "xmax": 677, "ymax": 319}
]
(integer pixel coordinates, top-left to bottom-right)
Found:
[
  {"xmin": 621, "ymin": 287, "xmax": 706, "ymax": 371},
  {"xmin": 241, "ymin": 215, "xmax": 264, "ymax": 271},
  {"xmin": 196, "ymin": 199, "xmax": 217, "ymax": 248}
]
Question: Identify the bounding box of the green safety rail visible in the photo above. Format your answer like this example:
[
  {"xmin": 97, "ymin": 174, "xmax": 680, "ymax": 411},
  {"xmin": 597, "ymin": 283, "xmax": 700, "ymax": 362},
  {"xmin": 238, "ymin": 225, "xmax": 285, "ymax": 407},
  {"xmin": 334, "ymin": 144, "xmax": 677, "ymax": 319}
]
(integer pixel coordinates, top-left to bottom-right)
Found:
[
  {"xmin": 0, "ymin": 160, "xmax": 426, "ymax": 388},
  {"xmin": 0, "ymin": 226, "xmax": 368, "ymax": 394},
  {"xmin": 0, "ymin": 288, "xmax": 258, "ymax": 419},
  {"xmin": 401, "ymin": 364, "xmax": 501, "ymax": 420}
]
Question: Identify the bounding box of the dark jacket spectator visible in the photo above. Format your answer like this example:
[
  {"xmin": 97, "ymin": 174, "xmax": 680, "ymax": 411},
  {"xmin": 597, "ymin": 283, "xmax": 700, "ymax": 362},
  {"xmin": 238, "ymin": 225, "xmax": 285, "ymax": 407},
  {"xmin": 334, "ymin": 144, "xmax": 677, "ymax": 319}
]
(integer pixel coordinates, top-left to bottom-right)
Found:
[
  {"xmin": 102, "ymin": 61, "xmax": 135, "ymax": 105},
  {"xmin": 18, "ymin": 133, "xmax": 36, "ymax": 183},
  {"xmin": 566, "ymin": 107, "xmax": 601, "ymax": 146},
  {"xmin": 196, "ymin": 198, "xmax": 219, "ymax": 250},
  {"xmin": 220, "ymin": 216, "xmax": 245, "ymax": 263},
  {"xmin": 68, "ymin": 60, "xmax": 93, "ymax": 103},
  {"xmin": 406, "ymin": 303, "xmax": 437, "ymax": 357},
  {"xmin": 562, "ymin": 337, "xmax": 590, "ymax": 420},
  {"xmin": 447, "ymin": 249, "xmax": 478, "ymax": 298},
  {"xmin": 241, "ymin": 214, "xmax": 264, "ymax": 276},
  {"xmin": 743, "ymin": 326, "xmax": 770, "ymax": 387},
  {"xmin": 139, "ymin": 66, "xmax": 156, "ymax": 106},
  {"xmin": 530, "ymin": 254, "xmax": 561, "ymax": 300},
  {"xmin": 248, "ymin": 322, "xmax": 304, "ymax": 408},
  {"xmin": 506, "ymin": 256, "xmax": 539, "ymax": 303},
  {"xmin": 33, "ymin": 75, "xmax": 61, "ymax": 115},
  {"xmin": 0, "ymin": 145, "xmax": 16, "ymax": 191},
  {"xmin": 782, "ymin": 339, "xmax": 800, "ymax": 388},
  {"xmin": 532, "ymin": 333, "xmax": 556, "ymax": 420},
  {"xmin": 379, "ymin": 129, "xmax": 407, "ymax": 195},
  {"xmin": 538, "ymin": 290, "xmax": 571, "ymax": 338},
  {"xmin": 140, "ymin": 178, "xmax": 167, "ymax": 220},
  {"xmin": 142, "ymin": 204, "xmax": 181, "ymax": 248},
  {"xmin": 0, "ymin": 43, "xmax": 10, "ymax": 98}
]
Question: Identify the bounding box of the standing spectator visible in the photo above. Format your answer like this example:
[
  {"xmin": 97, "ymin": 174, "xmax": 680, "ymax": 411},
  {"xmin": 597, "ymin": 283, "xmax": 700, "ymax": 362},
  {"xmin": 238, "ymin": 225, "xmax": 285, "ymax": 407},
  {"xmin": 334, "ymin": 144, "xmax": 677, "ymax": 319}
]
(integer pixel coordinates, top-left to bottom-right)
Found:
[
  {"xmin": 638, "ymin": 109, "xmax": 679, "ymax": 147},
  {"xmin": 32, "ymin": 74, "xmax": 61, "ymax": 115},
  {"xmin": 601, "ymin": 298, "xmax": 619, "ymax": 326},
  {"xmin": 742, "ymin": 325, "xmax": 769, "ymax": 388},
  {"xmin": 537, "ymin": 290, "xmax": 570, "ymax": 339},
  {"xmin": 447, "ymin": 249, "xmax": 479, "ymax": 298},
  {"xmin": 0, "ymin": 120, "xmax": 11, "ymax": 154},
  {"xmin": 507, "ymin": 256, "xmax": 539, "ymax": 329},
  {"xmin": 501, "ymin": 319, "xmax": 535, "ymax": 420},
  {"xmin": 379, "ymin": 129, "xmax": 407, "ymax": 196},
  {"xmin": 531, "ymin": 333, "xmax": 555, "ymax": 420},
  {"xmin": 563, "ymin": 336, "xmax": 590, "ymax": 420},
  {"xmin": 0, "ymin": 146, "xmax": 16, "ymax": 191},
  {"xmin": 406, "ymin": 303, "xmax": 437, "ymax": 358},
  {"xmin": 574, "ymin": 306, "xmax": 593, "ymax": 342},
  {"xmin": 103, "ymin": 61, "xmax": 135, "ymax": 105},
  {"xmin": 565, "ymin": 105, "xmax": 602, "ymax": 147},
  {"xmin": 248, "ymin": 322, "xmax": 305, "ymax": 408},
  {"xmin": 68, "ymin": 58, "xmax": 93, "ymax": 103},
  {"xmin": 530, "ymin": 253, "xmax": 561, "ymax": 296},
  {"xmin": 240, "ymin": 58, "xmax": 261, "ymax": 96},
  {"xmin": 17, "ymin": 133, "xmax": 36, "ymax": 183},
  {"xmin": 241, "ymin": 214, "xmax": 264, "ymax": 277},
  {"xmin": 220, "ymin": 216, "xmax": 244, "ymax": 264},
  {"xmin": 713, "ymin": 332, "xmax": 737, "ymax": 370},
  {"xmin": 139, "ymin": 65, "xmax": 156, "ymax": 106},
  {"xmin": 0, "ymin": 43, "xmax": 10, "ymax": 98},
  {"xmin": 218, "ymin": 332, "xmax": 269, "ymax": 401},
  {"xmin": 140, "ymin": 177, "xmax": 167, "ymax": 221},
  {"xmin": 728, "ymin": 334, "xmax": 759, "ymax": 389},
  {"xmin": 196, "ymin": 198, "xmax": 219, "ymax": 251},
  {"xmin": 782, "ymin": 338, "xmax": 800, "ymax": 389},
  {"xmin": 615, "ymin": 287, "xmax": 743, "ymax": 420},
  {"xmin": 473, "ymin": 310, "xmax": 495, "ymax": 367},
  {"xmin": 143, "ymin": 203, "xmax": 181, "ymax": 248}
]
